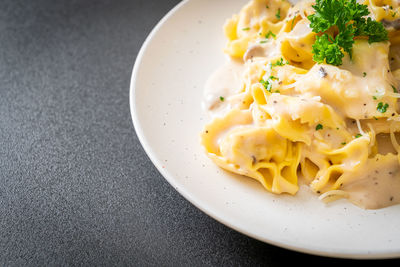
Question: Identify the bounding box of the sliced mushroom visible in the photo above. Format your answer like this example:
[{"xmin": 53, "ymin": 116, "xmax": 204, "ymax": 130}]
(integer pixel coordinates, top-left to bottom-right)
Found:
[
  {"xmin": 381, "ymin": 19, "xmax": 400, "ymax": 30},
  {"xmin": 243, "ymin": 44, "xmax": 267, "ymax": 62}
]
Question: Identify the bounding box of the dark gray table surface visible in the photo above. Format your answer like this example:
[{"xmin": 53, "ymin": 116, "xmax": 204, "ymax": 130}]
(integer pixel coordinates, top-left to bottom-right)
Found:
[{"xmin": 1, "ymin": 0, "xmax": 399, "ymax": 265}]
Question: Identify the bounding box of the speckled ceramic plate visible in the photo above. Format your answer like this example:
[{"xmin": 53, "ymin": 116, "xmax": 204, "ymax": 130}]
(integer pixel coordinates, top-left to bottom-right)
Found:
[{"xmin": 130, "ymin": 0, "xmax": 400, "ymax": 259}]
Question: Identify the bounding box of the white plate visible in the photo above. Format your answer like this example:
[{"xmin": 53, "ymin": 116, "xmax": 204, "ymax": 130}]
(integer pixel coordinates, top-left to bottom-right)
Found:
[{"xmin": 130, "ymin": 0, "xmax": 400, "ymax": 259}]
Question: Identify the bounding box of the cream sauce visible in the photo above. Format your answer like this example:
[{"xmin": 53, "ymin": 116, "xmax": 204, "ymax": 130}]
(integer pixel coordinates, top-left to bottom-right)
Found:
[
  {"xmin": 342, "ymin": 154, "xmax": 400, "ymax": 209},
  {"xmin": 202, "ymin": 60, "xmax": 245, "ymax": 117},
  {"xmin": 390, "ymin": 43, "xmax": 400, "ymax": 71},
  {"xmin": 376, "ymin": 133, "xmax": 398, "ymax": 155},
  {"xmin": 296, "ymin": 41, "xmax": 397, "ymax": 120},
  {"xmin": 243, "ymin": 39, "xmax": 281, "ymax": 62},
  {"xmin": 265, "ymin": 94, "xmax": 324, "ymax": 122}
]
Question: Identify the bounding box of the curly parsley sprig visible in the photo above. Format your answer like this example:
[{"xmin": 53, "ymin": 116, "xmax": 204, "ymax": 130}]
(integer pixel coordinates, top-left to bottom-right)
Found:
[{"xmin": 308, "ymin": 0, "xmax": 388, "ymax": 66}]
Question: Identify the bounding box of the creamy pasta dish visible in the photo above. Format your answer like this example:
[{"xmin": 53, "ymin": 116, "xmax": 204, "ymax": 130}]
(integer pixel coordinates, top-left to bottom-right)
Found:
[{"xmin": 201, "ymin": 0, "xmax": 400, "ymax": 209}]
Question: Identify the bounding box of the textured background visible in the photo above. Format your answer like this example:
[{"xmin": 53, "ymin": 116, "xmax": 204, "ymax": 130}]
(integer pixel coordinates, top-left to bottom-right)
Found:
[{"xmin": 1, "ymin": 0, "xmax": 399, "ymax": 265}]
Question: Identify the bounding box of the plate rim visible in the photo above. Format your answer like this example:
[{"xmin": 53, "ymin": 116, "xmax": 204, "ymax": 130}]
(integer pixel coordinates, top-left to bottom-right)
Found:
[{"xmin": 129, "ymin": 0, "xmax": 400, "ymax": 260}]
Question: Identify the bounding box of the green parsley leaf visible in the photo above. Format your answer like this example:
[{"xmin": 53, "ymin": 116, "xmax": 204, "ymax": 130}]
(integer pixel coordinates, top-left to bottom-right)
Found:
[
  {"xmin": 308, "ymin": 0, "xmax": 341, "ymax": 33},
  {"xmin": 312, "ymin": 34, "xmax": 344, "ymax": 66},
  {"xmin": 316, "ymin": 124, "xmax": 323, "ymax": 130},
  {"xmin": 341, "ymin": 142, "xmax": 347, "ymax": 145},
  {"xmin": 335, "ymin": 26, "xmax": 355, "ymax": 57},
  {"xmin": 355, "ymin": 17, "xmax": 388, "ymax": 43},
  {"xmin": 392, "ymin": 85, "xmax": 398, "ymax": 93},
  {"xmin": 363, "ymin": 72, "xmax": 367, "ymax": 77},
  {"xmin": 377, "ymin": 102, "xmax": 389, "ymax": 113},
  {"xmin": 219, "ymin": 96, "xmax": 225, "ymax": 101},
  {"xmin": 308, "ymin": 0, "xmax": 388, "ymax": 66},
  {"xmin": 242, "ymin": 27, "xmax": 250, "ymax": 31},
  {"xmin": 355, "ymin": 133, "xmax": 362, "ymax": 138}
]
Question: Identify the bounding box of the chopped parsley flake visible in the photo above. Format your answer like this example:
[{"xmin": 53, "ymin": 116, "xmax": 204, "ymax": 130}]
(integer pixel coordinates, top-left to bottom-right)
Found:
[
  {"xmin": 265, "ymin": 31, "xmax": 276, "ymax": 39},
  {"xmin": 219, "ymin": 96, "xmax": 224, "ymax": 101},
  {"xmin": 271, "ymin": 58, "xmax": 289, "ymax": 67},
  {"xmin": 260, "ymin": 40, "xmax": 267, "ymax": 44},
  {"xmin": 341, "ymin": 142, "xmax": 347, "ymax": 145},
  {"xmin": 355, "ymin": 133, "xmax": 362, "ymax": 138},
  {"xmin": 260, "ymin": 76, "xmax": 278, "ymax": 92},
  {"xmin": 373, "ymin": 116, "xmax": 378, "ymax": 120},
  {"xmin": 291, "ymin": 17, "xmax": 296, "ymax": 30},
  {"xmin": 276, "ymin": 8, "xmax": 281, "ymax": 19},
  {"xmin": 377, "ymin": 102, "xmax": 389, "ymax": 113},
  {"xmin": 373, "ymin": 96, "xmax": 377, "ymax": 100},
  {"xmin": 363, "ymin": 72, "xmax": 367, "ymax": 77},
  {"xmin": 316, "ymin": 124, "xmax": 323, "ymax": 130},
  {"xmin": 242, "ymin": 27, "xmax": 250, "ymax": 31},
  {"xmin": 392, "ymin": 85, "xmax": 398, "ymax": 93},
  {"xmin": 308, "ymin": 0, "xmax": 388, "ymax": 66}
]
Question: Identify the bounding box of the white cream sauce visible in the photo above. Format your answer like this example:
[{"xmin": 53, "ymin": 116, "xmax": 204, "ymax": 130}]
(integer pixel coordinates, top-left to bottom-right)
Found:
[
  {"xmin": 202, "ymin": 60, "xmax": 245, "ymax": 117},
  {"xmin": 342, "ymin": 154, "xmax": 400, "ymax": 209},
  {"xmin": 390, "ymin": 43, "xmax": 400, "ymax": 71},
  {"xmin": 203, "ymin": 50, "xmax": 400, "ymax": 209},
  {"xmin": 243, "ymin": 39, "xmax": 281, "ymax": 62},
  {"xmin": 376, "ymin": 133, "xmax": 398, "ymax": 155}
]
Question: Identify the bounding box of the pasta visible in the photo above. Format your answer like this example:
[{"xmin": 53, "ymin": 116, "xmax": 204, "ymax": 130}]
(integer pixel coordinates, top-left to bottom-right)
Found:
[{"xmin": 201, "ymin": 0, "xmax": 400, "ymax": 209}]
